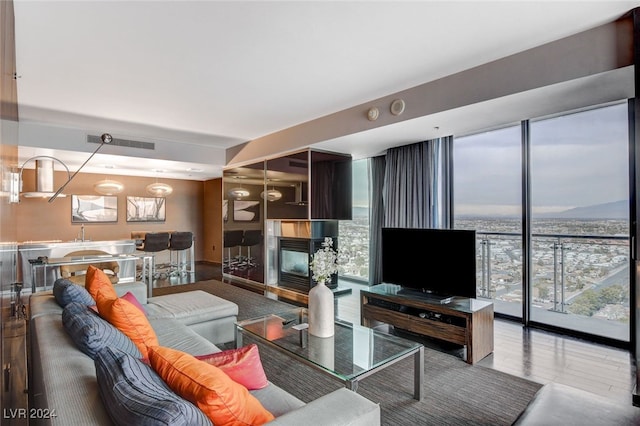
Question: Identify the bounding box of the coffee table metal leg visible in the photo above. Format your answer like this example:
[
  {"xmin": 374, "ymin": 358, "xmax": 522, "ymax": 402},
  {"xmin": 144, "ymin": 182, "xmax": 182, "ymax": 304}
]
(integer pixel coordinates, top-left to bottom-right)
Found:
[
  {"xmin": 235, "ymin": 327, "xmax": 243, "ymax": 349},
  {"xmin": 414, "ymin": 346, "xmax": 424, "ymax": 400},
  {"xmin": 346, "ymin": 379, "xmax": 359, "ymax": 393}
]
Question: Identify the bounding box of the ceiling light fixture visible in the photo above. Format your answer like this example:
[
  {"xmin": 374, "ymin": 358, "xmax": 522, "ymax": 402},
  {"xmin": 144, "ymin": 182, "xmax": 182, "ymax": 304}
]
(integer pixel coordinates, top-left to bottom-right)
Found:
[
  {"xmin": 261, "ymin": 188, "xmax": 283, "ymax": 202},
  {"xmin": 146, "ymin": 181, "xmax": 173, "ymax": 197},
  {"xmin": 228, "ymin": 187, "xmax": 250, "ymax": 200},
  {"xmin": 146, "ymin": 169, "xmax": 173, "ymax": 197},
  {"xmin": 94, "ymin": 178, "xmax": 124, "ymax": 195}
]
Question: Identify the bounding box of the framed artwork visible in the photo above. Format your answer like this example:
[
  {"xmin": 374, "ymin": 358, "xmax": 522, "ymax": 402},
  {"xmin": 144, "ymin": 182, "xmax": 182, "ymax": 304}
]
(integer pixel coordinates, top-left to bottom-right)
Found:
[
  {"xmin": 71, "ymin": 195, "xmax": 118, "ymax": 223},
  {"xmin": 233, "ymin": 200, "xmax": 260, "ymax": 222},
  {"xmin": 126, "ymin": 196, "xmax": 166, "ymax": 222}
]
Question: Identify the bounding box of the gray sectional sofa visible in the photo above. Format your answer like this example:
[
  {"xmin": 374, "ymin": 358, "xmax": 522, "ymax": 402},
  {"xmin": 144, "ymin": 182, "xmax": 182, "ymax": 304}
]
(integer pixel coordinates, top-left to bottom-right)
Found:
[{"xmin": 29, "ymin": 281, "xmax": 380, "ymax": 425}]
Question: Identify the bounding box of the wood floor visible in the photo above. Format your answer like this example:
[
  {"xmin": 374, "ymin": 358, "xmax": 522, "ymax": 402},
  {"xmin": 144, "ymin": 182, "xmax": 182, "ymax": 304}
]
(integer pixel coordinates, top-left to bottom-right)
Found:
[
  {"xmin": 331, "ymin": 280, "xmax": 636, "ymax": 405},
  {"xmin": 167, "ymin": 263, "xmax": 637, "ymax": 405}
]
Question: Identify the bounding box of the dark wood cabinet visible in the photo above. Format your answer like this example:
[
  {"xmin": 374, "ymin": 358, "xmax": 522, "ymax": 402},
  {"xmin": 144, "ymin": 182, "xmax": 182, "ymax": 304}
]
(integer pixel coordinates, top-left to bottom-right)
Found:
[{"xmin": 360, "ymin": 285, "xmax": 494, "ymax": 364}]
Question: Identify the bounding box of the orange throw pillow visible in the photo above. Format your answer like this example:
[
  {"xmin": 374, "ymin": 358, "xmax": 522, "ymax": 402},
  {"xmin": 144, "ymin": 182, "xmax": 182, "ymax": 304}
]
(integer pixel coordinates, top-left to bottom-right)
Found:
[
  {"xmin": 97, "ymin": 297, "xmax": 158, "ymax": 359},
  {"xmin": 148, "ymin": 346, "xmax": 274, "ymax": 426},
  {"xmin": 195, "ymin": 344, "xmax": 268, "ymax": 390},
  {"xmin": 85, "ymin": 265, "xmax": 117, "ymax": 301}
]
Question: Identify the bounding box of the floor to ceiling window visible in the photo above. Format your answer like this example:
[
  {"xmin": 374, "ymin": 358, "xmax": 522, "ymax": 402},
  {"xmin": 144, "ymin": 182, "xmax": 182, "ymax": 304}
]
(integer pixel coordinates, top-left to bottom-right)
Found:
[
  {"xmin": 338, "ymin": 158, "xmax": 370, "ymax": 282},
  {"xmin": 454, "ymin": 102, "xmax": 630, "ymax": 343},
  {"xmin": 529, "ymin": 103, "xmax": 629, "ymax": 341},
  {"xmin": 453, "ymin": 125, "xmax": 523, "ymax": 318}
]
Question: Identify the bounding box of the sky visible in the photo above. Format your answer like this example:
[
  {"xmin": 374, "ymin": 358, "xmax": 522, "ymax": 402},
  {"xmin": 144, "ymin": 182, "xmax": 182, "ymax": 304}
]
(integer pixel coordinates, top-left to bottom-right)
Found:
[{"xmin": 453, "ymin": 102, "xmax": 629, "ymax": 217}]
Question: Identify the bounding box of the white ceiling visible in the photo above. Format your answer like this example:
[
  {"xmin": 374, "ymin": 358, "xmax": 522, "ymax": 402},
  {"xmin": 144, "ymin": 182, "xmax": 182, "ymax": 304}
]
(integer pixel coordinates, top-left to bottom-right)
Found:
[{"xmin": 12, "ymin": 1, "xmax": 640, "ymax": 180}]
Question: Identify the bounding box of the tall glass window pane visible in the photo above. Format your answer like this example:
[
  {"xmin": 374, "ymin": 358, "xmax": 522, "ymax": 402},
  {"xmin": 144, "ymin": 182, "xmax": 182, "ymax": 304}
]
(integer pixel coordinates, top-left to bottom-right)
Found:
[
  {"xmin": 338, "ymin": 159, "xmax": 370, "ymax": 281},
  {"xmin": 454, "ymin": 125, "xmax": 522, "ymax": 318},
  {"xmin": 530, "ymin": 103, "xmax": 629, "ymax": 341}
]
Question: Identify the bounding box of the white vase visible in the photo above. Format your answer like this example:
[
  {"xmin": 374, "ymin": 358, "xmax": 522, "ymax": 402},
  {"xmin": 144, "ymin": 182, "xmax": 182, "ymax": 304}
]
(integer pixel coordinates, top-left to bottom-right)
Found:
[{"xmin": 308, "ymin": 280, "xmax": 334, "ymax": 337}]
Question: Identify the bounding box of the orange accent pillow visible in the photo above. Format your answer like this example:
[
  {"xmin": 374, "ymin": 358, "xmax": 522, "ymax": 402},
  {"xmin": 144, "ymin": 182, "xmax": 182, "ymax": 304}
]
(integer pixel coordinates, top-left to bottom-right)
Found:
[
  {"xmin": 97, "ymin": 296, "xmax": 158, "ymax": 359},
  {"xmin": 85, "ymin": 265, "xmax": 117, "ymax": 301},
  {"xmin": 195, "ymin": 344, "xmax": 268, "ymax": 390},
  {"xmin": 148, "ymin": 346, "xmax": 275, "ymax": 426}
]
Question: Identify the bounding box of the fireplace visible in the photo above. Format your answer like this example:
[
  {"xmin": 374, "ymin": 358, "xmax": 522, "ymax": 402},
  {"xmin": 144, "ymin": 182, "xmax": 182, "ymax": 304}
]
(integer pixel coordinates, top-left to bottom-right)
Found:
[{"xmin": 277, "ymin": 220, "xmax": 338, "ymax": 292}]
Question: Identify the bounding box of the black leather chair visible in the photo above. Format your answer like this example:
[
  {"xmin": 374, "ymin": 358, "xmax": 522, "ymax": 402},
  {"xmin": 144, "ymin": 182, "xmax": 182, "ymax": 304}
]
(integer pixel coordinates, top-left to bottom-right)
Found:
[
  {"xmin": 223, "ymin": 230, "xmax": 244, "ymax": 270},
  {"xmin": 136, "ymin": 232, "xmax": 170, "ymax": 279},
  {"xmin": 168, "ymin": 231, "xmax": 193, "ymax": 277},
  {"xmin": 238, "ymin": 230, "xmax": 262, "ymax": 268}
]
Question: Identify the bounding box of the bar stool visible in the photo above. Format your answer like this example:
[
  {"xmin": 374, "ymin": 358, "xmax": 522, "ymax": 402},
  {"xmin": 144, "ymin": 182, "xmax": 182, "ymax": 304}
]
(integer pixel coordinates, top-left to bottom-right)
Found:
[
  {"xmin": 168, "ymin": 231, "xmax": 193, "ymax": 277},
  {"xmin": 59, "ymin": 249, "xmax": 120, "ymax": 285},
  {"xmin": 223, "ymin": 230, "xmax": 244, "ymax": 270},
  {"xmin": 136, "ymin": 232, "xmax": 170, "ymax": 280},
  {"xmin": 238, "ymin": 230, "xmax": 262, "ymax": 268}
]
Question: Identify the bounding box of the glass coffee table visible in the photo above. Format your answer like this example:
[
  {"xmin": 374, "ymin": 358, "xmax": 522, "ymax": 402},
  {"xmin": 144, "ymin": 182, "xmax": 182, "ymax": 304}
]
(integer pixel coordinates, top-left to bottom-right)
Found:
[{"xmin": 235, "ymin": 307, "xmax": 424, "ymax": 400}]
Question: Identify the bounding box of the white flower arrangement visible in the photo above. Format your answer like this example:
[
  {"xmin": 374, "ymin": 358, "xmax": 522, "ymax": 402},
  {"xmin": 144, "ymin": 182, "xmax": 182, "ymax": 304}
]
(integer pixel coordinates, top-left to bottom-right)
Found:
[{"xmin": 309, "ymin": 237, "xmax": 338, "ymax": 284}]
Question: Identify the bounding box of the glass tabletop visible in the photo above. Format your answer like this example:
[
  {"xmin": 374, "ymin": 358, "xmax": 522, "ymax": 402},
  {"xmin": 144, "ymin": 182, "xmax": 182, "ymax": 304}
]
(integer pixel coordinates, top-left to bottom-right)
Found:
[{"xmin": 236, "ymin": 307, "xmax": 423, "ymax": 382}]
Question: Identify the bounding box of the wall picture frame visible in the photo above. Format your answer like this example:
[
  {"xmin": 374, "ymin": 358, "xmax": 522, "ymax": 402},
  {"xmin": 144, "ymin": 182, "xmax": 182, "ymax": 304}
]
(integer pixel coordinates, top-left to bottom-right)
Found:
[
  {"xmin": 233, "ymin": 200, "xmax": 260, "ymax": 222},
  {"xmin": 126, "ymin": 196, "xmax": 166, "ymax": 222},
  {"xmin": 71, "ymin": 195, "xmax": 118, "ymax": 223}
]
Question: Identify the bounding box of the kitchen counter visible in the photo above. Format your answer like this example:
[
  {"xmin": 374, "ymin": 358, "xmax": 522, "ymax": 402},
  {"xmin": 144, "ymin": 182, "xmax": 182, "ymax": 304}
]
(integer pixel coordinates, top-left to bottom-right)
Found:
[{"xmin": 18, "ymin": 239, "xmax": 137, "ymax": 292}]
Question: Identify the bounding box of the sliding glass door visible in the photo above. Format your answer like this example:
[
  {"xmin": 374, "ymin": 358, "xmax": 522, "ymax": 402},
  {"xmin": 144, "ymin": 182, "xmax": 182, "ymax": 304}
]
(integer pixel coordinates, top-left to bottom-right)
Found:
[
  {"xmin": 529, "ymin": 104, "xmax": 629, "ymax": 341},
  {"xmin": 453, "ymin": 125, "xmax": 523, "ymax": 318},
  {"xmin": 454, "ymin": 102, "xmax": 630, "ymax": 343}
]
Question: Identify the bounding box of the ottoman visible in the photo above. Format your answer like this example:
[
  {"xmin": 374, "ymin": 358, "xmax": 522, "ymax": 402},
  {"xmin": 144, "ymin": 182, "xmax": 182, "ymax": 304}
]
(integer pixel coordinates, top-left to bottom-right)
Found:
[{"xmin": 146, "ymin": 290, "xmax": 239, "ymax": 345}]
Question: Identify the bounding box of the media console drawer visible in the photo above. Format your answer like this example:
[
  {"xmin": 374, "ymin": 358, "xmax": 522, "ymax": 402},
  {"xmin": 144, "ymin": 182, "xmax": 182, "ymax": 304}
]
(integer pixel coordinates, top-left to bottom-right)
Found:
[{"xmin": 360, "ymin": 287, "xmax": 494, "ymax": 364}]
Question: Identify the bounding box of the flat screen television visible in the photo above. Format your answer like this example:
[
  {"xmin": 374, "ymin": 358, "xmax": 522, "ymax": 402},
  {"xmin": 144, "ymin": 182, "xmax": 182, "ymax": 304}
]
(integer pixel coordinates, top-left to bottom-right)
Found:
[{"xmin": 381, "ymin": 227, "xmax": 477, "ymax": 299}]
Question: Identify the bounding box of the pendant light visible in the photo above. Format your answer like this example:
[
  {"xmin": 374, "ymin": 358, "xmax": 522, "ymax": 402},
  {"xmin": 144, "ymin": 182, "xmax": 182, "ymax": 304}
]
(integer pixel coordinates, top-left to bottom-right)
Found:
[
  {"xmin": 146, "ymin": 181, "xmax": 173, "ymax": 197},
  {"xmin": 227, "ymin": 186, "xmax": 250, "ymax": 200},
  {"xmin": 146, "ymin": 169, "xmax": 173, "ymax": 197},
  {"xmin": 94, "ymin": 178, "xmax": 124, "ymax": 195},
  {"xmin": 261, "ymin": 188, "xmax": 282, "ymax": 202}
]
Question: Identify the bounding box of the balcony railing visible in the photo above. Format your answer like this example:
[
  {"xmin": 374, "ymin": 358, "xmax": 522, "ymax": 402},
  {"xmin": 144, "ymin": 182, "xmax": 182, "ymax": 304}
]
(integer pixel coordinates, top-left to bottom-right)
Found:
[{"xmin": 477, "ymin": 230, "xmax": 629, "ymax": 324}]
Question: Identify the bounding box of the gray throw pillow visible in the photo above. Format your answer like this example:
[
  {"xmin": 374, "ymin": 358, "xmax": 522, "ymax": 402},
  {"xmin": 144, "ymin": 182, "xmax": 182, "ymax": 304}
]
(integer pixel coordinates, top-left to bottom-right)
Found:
[
  {"xmin": 95, "ymin": 346, "xmax": 212, "ymax": 426},
  {"xmin": 62, "ymin": 302, "xmax": 142, "ymax": 360},
  {"xmin": 53, "ymin": 278, "xmax": 95, "ymax": 308}
]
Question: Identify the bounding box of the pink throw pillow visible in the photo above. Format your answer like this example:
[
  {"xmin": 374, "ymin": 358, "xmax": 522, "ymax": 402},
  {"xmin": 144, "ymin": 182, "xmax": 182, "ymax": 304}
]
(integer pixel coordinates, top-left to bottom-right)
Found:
[
  {"xmin": 121, "ymin": 291, "xmax": 146, "ymax": 316},
  {"xmin": 195, "ymin": 344, "xmax": 268, "ymax": 390}
]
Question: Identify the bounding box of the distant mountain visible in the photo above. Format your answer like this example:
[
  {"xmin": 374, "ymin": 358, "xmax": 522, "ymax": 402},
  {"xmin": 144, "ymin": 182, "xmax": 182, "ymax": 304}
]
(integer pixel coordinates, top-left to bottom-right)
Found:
[
  {"xmin": 539, "ymin": 200, "xmax": 627, "ymax": 219},
  {"xmin": 353, "ymin": 200, "xmax": 628, "ymax": 220}
]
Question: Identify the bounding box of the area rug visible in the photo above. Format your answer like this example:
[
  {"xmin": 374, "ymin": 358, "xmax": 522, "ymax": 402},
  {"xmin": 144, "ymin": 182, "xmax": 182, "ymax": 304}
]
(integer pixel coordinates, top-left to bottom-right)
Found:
[{"xmin": 153, "ymin": 280, "xmax": 542, "ymax": 425}]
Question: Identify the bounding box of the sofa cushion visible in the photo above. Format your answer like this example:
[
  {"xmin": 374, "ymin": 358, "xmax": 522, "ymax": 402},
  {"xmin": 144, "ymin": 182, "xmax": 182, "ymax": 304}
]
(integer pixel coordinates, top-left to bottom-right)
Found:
[
  {"xmin": 95, "ymin": 346, "xmax": 213, "ymax": 426},
  {"xmin": 97, "ymin": 296, "xmax": 159, "ymax": 359},
  {"xmin": 147, "ymin": 290, "xmax": 238, "ymax": 325},
  {"xmin": 150, "ymin": 318, "xmax": 219, "ymax": 356},
  {"xmin": 195, "ymin": 344, "xmax": 268, "ymax": 390},
  {"xmin": 62, "ymin": 302, "xmax": 142, "ymax": 360},
  {"xmin": 512, "ymin": 382, "xmax": 640, "ymax": 425},
  {"xmin": 53, "ymin": 278, "xmax": 95, "ymax": 308},
  {"xmin": 86, "ymin": 265, "xmax": 118, "ymax": 301},
  {"xmin": 148, "ymin": 345, "xmax": 275, "ymax": 426}
]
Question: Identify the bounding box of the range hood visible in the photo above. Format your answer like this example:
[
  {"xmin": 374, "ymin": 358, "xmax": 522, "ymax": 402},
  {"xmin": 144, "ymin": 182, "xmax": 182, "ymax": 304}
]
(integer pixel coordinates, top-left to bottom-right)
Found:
[{"xmin": 21, "ymin": 158, "xmax": 67, "ymax": 198}]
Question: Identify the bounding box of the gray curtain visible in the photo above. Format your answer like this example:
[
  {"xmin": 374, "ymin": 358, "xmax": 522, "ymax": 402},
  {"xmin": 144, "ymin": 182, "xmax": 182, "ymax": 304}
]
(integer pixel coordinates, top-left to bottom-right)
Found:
[
  {"xmin": 368, "ymin": 137, "xmax": 453, "ymax": 284},
  {"xmin": 368, "ymin": 155, "xmax": 386, "ymax": 285},
  {"xmin": 383, "ymin": 137, "xmax": 452, "ymax": 228}
]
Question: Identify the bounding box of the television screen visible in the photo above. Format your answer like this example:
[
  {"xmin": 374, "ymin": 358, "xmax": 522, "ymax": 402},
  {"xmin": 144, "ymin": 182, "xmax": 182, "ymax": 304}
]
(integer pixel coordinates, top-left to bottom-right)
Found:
[{"xmin": 381, "ymin": 227, "xmax": 477, "ymax": 299}]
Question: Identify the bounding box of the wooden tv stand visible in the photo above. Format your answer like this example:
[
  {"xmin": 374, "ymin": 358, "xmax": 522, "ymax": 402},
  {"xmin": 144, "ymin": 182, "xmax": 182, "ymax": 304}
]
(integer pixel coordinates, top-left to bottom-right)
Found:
[{"xmin": 360, "ymin": 284, "xmax": 494, "ymax": 364}]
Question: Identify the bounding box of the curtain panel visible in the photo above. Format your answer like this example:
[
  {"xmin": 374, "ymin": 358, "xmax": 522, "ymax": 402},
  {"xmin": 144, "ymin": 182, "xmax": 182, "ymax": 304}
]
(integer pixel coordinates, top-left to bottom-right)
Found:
[
  {"xmin": 368, "ymin": 137, "xmax": 453, "ymax": 285},
  {"xmin": 368, "ymin": 155, "xmax": 386, "ymax": 285}
]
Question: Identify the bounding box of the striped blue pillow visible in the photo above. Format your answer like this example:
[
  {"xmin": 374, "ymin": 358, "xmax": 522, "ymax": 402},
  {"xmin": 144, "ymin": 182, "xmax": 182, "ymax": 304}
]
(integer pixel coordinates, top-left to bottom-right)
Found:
[
  {"xmin": 62, "ymin": 302, "xmax": 142, "ymax": 360},
  {"xmin": 53, "ymin": 278, "xmax": 95, "ymax": 307},
  {"xmin": 95, "ymin": 346, "xmax": 212, "ymax": 426}
]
